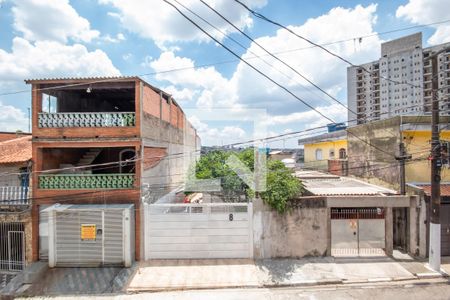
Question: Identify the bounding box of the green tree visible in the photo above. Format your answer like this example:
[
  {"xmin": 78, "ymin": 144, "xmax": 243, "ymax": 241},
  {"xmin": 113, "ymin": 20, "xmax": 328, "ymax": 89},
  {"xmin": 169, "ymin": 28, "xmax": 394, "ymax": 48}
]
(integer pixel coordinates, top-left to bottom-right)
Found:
[{"xmin": 193, "ymin": 149, "xmax": 304, "ymax": 213}]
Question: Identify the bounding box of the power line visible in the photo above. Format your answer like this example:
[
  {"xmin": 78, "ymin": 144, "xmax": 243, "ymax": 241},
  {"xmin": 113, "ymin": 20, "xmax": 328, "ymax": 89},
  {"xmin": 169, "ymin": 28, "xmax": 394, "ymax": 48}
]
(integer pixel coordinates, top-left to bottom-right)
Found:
[
  {"xmin": 198, "ymin": 0, "xmax": 357, "ymax": 117},
  {"xmin": 164, "ymin": 0, "xmax": 396, "ymax": 158},
  {"xmin": 1, "ymin": 17, "xmax": 449, "ymax": 97},
  {"xmin": 233, "ymin": 0, "xmax": 422, "ymax": 90}
]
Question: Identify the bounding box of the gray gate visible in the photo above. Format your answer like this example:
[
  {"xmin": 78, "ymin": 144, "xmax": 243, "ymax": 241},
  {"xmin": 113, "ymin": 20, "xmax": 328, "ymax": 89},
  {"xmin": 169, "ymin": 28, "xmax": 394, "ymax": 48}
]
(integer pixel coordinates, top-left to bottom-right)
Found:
[
  {"xmin": 331, "ymin": 208, "xmax": 385, "ymax": 257},
  {"xmin": 0, "ymin": 223, "xmax": 25, "ymax": 271}
]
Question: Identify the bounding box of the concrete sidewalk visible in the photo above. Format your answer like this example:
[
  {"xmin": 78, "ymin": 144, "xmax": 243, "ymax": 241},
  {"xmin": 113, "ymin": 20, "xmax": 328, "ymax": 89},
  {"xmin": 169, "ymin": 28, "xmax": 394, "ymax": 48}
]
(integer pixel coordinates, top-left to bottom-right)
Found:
[{"xmin": 127, "ymin": 256, "xmax": 447, "ymax": 292}]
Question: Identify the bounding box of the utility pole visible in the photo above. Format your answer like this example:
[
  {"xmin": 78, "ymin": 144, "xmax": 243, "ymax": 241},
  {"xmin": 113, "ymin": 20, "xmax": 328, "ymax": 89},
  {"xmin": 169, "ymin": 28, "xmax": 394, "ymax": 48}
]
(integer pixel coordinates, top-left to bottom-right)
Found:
[
  {"xmin": 395, "ymin": 142, "xmax": 411, "ymax": 195},
  {"xmin": 429, "ymin": 52, "xmax": 442, "ymax": 272}
]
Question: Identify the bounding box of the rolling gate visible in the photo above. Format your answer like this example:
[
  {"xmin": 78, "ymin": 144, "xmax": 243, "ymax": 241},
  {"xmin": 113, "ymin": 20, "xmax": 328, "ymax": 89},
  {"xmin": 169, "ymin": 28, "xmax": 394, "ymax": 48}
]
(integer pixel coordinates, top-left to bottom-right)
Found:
[
  {"xmin": 44, "ymin": 204, "xmax": 134, "ymax": 267},
  {"xmin": 144, "ymin": 203, "xmax": 253, "ymax": 259},
  {"xmin": 331, "ymin": 207, "xmax": 385, "ymax": 256}
]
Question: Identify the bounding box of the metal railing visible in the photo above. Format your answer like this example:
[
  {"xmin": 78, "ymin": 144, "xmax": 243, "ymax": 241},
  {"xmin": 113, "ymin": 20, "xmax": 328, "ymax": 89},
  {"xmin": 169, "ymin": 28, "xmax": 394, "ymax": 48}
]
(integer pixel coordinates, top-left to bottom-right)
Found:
[
  {"xmin": 38, "ymin": 174, "xmax": 135, "ymax": 189},
  {"xmin": 38, "ymin": 112, "xmax": 135, "ymax": 128},
  {"xmin": 0, "ymin": 186, "xmax": 30, "ymax": 205}
]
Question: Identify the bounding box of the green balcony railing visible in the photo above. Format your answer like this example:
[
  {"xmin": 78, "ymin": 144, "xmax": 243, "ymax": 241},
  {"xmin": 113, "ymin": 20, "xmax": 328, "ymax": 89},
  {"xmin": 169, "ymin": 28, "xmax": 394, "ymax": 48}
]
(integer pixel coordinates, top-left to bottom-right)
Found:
[
  {"xmin": 38, "ymin": 174, "xmax": 135, "ymax": 190},
  {"xmin": 38, "ymin": 112, "xmax": 135, "ymax": 128}
]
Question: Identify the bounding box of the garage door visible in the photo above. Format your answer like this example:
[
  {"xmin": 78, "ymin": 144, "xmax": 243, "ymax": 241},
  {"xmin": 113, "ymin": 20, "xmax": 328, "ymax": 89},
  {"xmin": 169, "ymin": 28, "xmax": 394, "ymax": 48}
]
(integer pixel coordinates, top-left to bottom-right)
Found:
[
  {"xmin": 441, "ymin": 204, "xmax": 450, "ymax": 256},
  {"xmin": 331, "ymin": 208, "xmax": 385, "ymax": 256},
  {"xmin": 144, "ymin": 203, "xmax": 253, "ymax": 259}
]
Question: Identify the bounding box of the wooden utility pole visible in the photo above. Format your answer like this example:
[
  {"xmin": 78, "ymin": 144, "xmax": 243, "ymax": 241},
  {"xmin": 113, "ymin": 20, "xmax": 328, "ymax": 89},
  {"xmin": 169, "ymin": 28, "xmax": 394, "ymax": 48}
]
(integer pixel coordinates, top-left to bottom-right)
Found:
[{"xmin": 429, "ymin": 52, "xmax": 442, "ymax": 272}]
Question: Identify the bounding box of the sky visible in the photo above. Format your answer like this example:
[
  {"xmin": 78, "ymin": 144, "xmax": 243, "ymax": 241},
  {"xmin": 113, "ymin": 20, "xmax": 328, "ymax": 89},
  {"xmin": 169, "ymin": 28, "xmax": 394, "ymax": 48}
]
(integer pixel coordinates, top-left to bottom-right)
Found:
[{"xmin": 0, "ymin": 0, "xmax": 449, "ymax": 147}]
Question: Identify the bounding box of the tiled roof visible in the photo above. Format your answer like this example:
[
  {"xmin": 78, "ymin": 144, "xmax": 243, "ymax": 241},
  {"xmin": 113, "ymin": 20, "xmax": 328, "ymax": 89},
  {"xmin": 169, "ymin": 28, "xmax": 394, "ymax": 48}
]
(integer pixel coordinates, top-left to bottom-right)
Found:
[
  {"xmin": 0, "ymin": 136, "xmax": 32, "ymax": 165},
  {"xmin": 415, "ymin": 184, "xmax": 450, "ymax": 197}
]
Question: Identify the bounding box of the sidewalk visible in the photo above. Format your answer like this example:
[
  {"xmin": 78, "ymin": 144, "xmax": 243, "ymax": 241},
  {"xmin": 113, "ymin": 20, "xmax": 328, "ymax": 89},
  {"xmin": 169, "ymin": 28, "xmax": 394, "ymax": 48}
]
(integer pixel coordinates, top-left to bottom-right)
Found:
[{"xmin": 127, "ymin": 255, "xmax": 449, "ymax": 292}]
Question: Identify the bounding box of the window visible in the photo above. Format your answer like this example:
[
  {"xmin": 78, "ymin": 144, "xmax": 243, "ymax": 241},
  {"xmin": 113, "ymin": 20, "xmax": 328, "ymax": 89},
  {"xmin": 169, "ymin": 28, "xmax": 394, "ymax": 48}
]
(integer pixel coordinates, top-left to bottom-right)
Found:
[
  {"xmin": 315, "ymin": 149, "xmax": 323, "ymax": 161},
  {"xmin": 339, "ymin": 148, "xmax": 347, "ymax": 159},
  {"xmin": 329, "ymin": 149, "xmax": 335, "ymax": 159}
]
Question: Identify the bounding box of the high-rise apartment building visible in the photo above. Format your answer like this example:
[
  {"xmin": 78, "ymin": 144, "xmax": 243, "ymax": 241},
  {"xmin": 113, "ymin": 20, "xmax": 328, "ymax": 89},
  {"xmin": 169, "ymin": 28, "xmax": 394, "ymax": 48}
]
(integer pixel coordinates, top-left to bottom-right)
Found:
[{"xmin": 347, "ymin": 33, "xmax": 450, "ymax": 125}]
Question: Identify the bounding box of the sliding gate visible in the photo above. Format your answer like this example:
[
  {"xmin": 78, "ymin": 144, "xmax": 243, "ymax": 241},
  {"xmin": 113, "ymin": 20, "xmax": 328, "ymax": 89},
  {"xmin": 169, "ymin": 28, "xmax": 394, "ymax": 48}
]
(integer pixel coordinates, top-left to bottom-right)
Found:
[
  {"xmin": 0, "ymin": 222, "xmax": 25, "ymax": 271},
  {"xmin": 331, "ymin": 208, "xmax": 385, "ymax": 256},
  {"xmin": 144, "ymin": 203, "xmax": 253, "ymax": 259}
]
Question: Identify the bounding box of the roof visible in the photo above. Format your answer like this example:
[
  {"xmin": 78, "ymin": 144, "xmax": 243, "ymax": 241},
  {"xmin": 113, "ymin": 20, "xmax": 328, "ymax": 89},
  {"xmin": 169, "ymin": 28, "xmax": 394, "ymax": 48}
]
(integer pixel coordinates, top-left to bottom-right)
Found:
[
  {"xmin": 23, "ymin": 76, "xmax": 182, "ymax": 109},
  {"xmin": 296, "ymin": 171, "xmax": 397, "ymax": 196},
  {"xmin": 0, "ymin": 132, "xmax": 31, "ymax": 142},
  {"xmin": 0, "ymin": 136, "xmax": 32, "ymax": 165},
  {"xmin": 408, "ymin": 183, "xmax": 450, "ymax": 197},
  {"xmin": 298, "ymin": 130, "xmax": 347, "ymax": 145},
  {"xmin": 24, "ymin": 76, "xmax": 139, "ymax": 84}
]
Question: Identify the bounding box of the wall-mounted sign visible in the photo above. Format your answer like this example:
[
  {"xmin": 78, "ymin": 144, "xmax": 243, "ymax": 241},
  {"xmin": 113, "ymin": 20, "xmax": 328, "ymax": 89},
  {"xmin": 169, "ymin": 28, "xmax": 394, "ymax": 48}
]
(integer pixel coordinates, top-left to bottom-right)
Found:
[{"xmin": 81, "ymin": 224, "xmax": 96, "ymax": 241}]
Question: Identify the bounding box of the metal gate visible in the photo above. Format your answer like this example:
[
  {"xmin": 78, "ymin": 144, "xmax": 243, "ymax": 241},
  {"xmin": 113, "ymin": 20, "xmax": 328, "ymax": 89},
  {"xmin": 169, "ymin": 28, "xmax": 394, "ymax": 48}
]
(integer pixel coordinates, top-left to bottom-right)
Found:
[
  {"xmin": 331, "ymin": 208, "xmax": 385, "ymax": 257},
  {"xmin": 0, "ymin": 222, "xmax": 25, "ymax": 271},
  {"xmin": 144, "ymin": 203, "xmax": 253, "ymax": 259}
]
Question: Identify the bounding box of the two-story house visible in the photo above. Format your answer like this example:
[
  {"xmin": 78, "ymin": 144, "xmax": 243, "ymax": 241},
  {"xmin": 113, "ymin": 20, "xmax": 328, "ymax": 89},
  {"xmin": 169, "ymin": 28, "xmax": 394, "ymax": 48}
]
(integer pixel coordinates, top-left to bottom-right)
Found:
[
  {"xmin": 27, "ymin": 76, "xmax": 199, "ymax": 267},
  {"xmin": 0, "ymin": 133, "xmax": 32, "ymax": 272}
]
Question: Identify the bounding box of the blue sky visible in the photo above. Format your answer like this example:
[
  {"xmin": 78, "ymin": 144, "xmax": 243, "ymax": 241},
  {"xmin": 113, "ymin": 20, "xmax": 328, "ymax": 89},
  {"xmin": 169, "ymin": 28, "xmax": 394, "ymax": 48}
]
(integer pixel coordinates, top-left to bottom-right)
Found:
[{"xmin": 0, "ymin": 0, "xmax": 449, "ymax": 146}]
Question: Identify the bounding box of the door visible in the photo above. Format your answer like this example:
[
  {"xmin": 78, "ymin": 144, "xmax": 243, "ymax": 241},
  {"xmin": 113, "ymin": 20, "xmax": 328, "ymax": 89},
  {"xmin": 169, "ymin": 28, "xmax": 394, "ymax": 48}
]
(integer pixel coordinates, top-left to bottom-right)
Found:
[
  {"xmin": 0, "ymin": 223, "xmax": 25, "ymax": 272},
  {"xmin": 331, "ymin": 208, "xmax": 385, "ymax": 256},
  {"xmin": 8, "ymin": 231, "xmax": 25, "ymax": 271}
]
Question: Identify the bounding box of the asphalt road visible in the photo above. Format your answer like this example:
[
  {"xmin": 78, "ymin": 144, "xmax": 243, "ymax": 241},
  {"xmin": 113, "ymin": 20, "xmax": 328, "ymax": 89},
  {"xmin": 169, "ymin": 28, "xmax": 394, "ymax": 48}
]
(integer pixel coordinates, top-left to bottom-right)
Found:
[{"xmin": 21, "ymin": 279, "xmax": 450, "ymax": 300}]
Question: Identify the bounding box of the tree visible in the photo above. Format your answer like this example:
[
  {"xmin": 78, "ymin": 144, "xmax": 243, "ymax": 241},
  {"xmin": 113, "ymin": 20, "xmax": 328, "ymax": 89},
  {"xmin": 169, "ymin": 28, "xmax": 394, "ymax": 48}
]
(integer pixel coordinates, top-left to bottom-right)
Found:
[{"xmin": 193, "ymin": 149, "xmax": 304, "ymax": 213}]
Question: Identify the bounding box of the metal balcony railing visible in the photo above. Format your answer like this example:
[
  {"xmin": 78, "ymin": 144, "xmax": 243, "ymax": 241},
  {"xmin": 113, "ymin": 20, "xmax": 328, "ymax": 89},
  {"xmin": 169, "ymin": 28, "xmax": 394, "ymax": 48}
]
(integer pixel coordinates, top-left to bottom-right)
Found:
[
  {"xmin": 38, "ymin": 174, "xmax": 135, "ymax": 189},
  {"xmin": 38, "ymin": 112, "xmax": 135, "ymax": 128},
  {"xmin": 0, "ymin": 186, "xmax": 30, "ymax": 205}
]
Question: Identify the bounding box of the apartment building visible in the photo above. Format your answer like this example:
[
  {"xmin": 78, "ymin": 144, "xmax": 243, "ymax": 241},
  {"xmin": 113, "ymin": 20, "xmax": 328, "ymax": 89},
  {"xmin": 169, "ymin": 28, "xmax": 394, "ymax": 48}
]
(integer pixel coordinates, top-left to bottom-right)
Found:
[
  {"xmin": 348, "ymin": 32, "xmax": 450, "ymax": 125},
  {"xmin": 27, "ymin": 76, "xmax": 199, "ymax": 267}
]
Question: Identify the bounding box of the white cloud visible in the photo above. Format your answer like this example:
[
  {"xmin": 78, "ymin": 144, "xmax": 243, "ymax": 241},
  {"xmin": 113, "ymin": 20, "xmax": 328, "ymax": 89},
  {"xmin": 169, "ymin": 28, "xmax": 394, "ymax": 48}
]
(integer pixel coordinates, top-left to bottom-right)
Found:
[
  {"xmin": 148, "ymin": 4, "xmax": 381, "ymax": 118},
  {"xmin": 99, "ymin": 0, "xmax": 267, "ymax": 48},
  {"xmin": 0, "ymin": 101, "xmax": 28, "ymax": 132},
  {"xmin": 396, "ymin": 0, "xmax": 450, "ymax": 45},
  {"xmin": 0, "ymin": 37, "xmax": 120, "ymax": 83},
  {"xmin": 102, "ymin": 33, "xmax": 126, "ymax": 43},
  {"xmin": 12, "ymin": 0, "xmax": 99, "ymax": 43},
  {"xmin": 188, "ymin": 116, "xmax": 247, "ymax": 145},
  {"xmin": 163, "ymin": 85, "xmax": 197, "ymax": 103}
]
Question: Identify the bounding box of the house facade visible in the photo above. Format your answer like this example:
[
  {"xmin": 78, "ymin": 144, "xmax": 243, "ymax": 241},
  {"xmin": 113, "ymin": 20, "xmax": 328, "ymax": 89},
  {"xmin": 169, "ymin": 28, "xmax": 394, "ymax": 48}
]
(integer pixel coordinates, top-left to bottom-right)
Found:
[
  {"xmin": 0, "ymin": 134, "xmax": 32, "ymax": 271},
  {"xmin": 27, "ymin": 77, "xmax": 199, "ymax": 266},
  {"xmin": 298, "ymin": 130, "xmax": 347, "ymax": 172},
  {"xmin": 347, "ymin": 115, "xmax": 450, "ymax": 190}
]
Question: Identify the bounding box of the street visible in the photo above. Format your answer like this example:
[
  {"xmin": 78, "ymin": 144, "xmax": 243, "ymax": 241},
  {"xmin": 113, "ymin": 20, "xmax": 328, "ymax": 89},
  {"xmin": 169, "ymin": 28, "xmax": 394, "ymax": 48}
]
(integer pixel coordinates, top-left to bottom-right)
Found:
[{"xmin": 22, "ymin": 279, "xmax": 450, "ymax": 300}]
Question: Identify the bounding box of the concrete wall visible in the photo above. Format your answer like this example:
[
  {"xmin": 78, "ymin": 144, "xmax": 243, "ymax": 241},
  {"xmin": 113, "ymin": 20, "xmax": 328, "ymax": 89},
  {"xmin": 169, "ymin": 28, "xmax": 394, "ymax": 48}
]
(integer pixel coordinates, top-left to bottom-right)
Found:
[{"xmin": 253, "ymin": 198, "xmax": 328, "ymax": 258}]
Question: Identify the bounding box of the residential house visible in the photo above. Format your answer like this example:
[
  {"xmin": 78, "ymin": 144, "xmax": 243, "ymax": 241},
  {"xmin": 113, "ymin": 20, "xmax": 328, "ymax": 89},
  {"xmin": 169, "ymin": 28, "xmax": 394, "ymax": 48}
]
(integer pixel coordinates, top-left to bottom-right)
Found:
[
  {"xmin": 292, "ymin": 171, "xmax": 416, "ymax": 257},
  {"xmin": 297, "ymin": 129, "xmax": 347, "ymax": 174},
  {"xmin": 347, "ymin": 115, "xmax": 450, "ymax": 190},
  {"xmin": 0, "ymin": 134, "xmax": 32, "ymax": 272},
  {"xmin": 27, "ymin": 76, "xmax": 199, "ymax": 267}
]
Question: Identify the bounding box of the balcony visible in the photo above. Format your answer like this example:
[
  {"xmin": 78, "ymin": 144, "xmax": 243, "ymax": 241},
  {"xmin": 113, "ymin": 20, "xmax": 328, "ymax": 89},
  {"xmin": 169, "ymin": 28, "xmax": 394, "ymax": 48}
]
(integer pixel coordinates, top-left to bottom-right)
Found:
[
  {"xmin": 38, "ymin": 112, "xmax": 135, "ymax": 128},
  {"xmin": 38, "ymin": 174, "xmax": 134, "ymax": 189},
  {"xmin": 37, "ymin": 147, "xmax": 137, "ymax": 190},
  {"xmin": 0, "ymin": 186, "xmax": 30, "ymax": 205}
]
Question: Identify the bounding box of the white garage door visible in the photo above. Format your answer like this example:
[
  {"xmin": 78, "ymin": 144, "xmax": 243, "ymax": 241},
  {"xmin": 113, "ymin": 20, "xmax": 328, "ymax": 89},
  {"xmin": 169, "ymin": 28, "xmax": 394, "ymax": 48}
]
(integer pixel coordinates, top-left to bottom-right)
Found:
[{"xmin": 144, "ymin": 203, "xmax": 253, "ymax": 259}]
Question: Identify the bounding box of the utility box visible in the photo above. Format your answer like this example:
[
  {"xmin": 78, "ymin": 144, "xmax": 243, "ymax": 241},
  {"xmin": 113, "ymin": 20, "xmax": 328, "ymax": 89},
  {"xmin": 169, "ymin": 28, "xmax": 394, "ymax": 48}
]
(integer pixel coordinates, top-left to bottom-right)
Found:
[{"xmin": 45, "ymin": 204, "xmax": 134, "ymax": 267}]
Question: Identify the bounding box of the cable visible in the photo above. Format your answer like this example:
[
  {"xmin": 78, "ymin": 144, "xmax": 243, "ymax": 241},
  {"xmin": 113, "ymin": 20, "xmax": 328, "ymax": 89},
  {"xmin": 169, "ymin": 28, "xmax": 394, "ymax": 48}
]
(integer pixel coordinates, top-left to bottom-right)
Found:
[
  {"xmin": 198, "ymin": 0, "xmax": 356, "ymax": 117},
  {"xmin": 1, "ymin": 18, "xmax": 449, "ymax": 98},
  {"xmin": 233, "ymin": 0, "xmax": 422, "ymax": 90},
  {"xmin": 165, "ymin": 0, "xmax": 397, "ymax": 158}
]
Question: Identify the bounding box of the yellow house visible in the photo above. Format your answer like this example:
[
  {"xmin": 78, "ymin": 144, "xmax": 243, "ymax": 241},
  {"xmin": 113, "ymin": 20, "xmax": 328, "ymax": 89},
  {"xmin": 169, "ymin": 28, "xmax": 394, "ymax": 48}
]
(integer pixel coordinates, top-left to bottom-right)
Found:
[
  {"xmin": 298, "ymin": 130, "xmax": 347, "ymax": 170},
  {"xmin": 403, "ymin": 130, "xmax": 450, "ymax": 183},
  {"xmin": 346, "ymin": 116, "xmax": 450, "ymax": 190}
]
